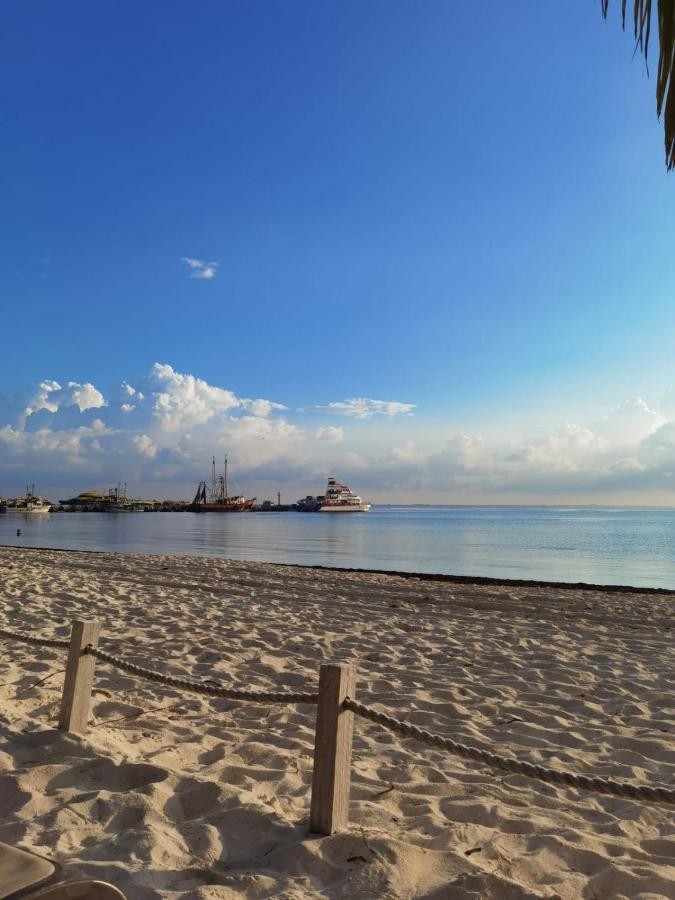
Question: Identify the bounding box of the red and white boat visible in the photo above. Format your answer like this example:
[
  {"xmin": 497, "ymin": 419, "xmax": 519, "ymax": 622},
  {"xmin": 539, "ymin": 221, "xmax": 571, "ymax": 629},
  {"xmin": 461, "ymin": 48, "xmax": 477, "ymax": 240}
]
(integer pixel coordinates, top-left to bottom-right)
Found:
[
  {"xmin": 319, "ymin": 477, "xmax": 371, "ymax": 512},
  {"xmin": 190, "ymin": 456, "xmax": 255, "ymax": 512}
]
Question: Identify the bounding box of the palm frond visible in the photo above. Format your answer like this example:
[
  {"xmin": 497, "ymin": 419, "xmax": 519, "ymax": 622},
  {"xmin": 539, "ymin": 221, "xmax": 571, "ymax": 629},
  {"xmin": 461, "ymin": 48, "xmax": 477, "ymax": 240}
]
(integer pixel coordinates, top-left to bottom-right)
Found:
[{"xmin": 602, "ymin": 0, "xmax": 675, "ymax": 169}]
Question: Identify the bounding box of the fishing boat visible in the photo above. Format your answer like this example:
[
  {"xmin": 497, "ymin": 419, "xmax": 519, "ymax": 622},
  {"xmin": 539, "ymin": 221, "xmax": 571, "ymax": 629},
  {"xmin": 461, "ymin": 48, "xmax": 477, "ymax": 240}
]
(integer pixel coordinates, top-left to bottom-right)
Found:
[
  {"xmin": 318, "ymin": 477, "xmax": 371, "ymax": 512},
  {"xmin": 190, "ymin": 456, "xmax": 255, "ymax": 512},
  {"xmin": 5, "ymin": 486, "xmax": 52, "ymax": 513}
]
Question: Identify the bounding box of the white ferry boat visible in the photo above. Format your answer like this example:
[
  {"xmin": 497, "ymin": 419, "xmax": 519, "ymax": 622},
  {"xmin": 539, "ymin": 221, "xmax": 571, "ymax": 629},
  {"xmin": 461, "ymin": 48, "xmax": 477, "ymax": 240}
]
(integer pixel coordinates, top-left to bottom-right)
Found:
[{"xmin": 319, "ymin": 477, "xmax": 371, "ymax": 512}]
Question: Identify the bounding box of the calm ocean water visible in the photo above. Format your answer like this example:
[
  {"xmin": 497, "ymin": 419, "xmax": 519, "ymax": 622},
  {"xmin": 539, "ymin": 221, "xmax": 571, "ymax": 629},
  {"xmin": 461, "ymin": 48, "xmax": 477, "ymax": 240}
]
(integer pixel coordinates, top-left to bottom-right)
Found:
[{"xmin": 2, "ymin": 506, "xmax": 675, "ymax": 589}]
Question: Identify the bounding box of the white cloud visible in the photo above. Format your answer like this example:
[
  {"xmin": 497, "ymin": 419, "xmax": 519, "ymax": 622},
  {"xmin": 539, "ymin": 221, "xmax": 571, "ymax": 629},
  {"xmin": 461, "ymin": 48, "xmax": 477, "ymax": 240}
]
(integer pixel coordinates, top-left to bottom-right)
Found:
[
  {"xmin": 23, "ymin": 380, "xmax": 62, "ymax": 419},
  {"xmin": 5, "ymin": 369, "xmax": 675, "ymax": 503},
  {"xmin": 595, "ymin": 397, "xmax": 664, "ymax": 445},
  {"xmin": 319, "ymin": 398, "xmax": 416, "ymax": 419},
  {"xmin": 610, "ymin": 457, "xmax": 645, "ymax": 473},
  {"xmin": 150, "ymin": 363, "xmax": 240, "ymax": 431},
  {"xmin": 66, "ymin": 381, "xmax": 106, "ymax": 413},
  {"xmin": 506, "ymin": 423, "xmax": 607, "ymax": 472},
  {"xmin": 639, "ymin": 422, "xmax": 675, "ymax": 463},
  {"xmin": 314, "ymin": 426, "xmax": 344, "ymax": 443},
  {"xmin": 180, "ymin": 257, "xmax": 218, "ymax": 280},
  {"xmin": 194, "ymin": 264, "xmax": 217, "ymax": 280},
  {"xmin": 240, "ymin": 398, "xmax": 287, "ymax": 417},
  {"xmin": 426, "ymin": 433, "xmax": 489, "ymax": 476},
  {"xmin": 216, "ymin": 415, "xmax": 304, "ymax": 468},
  {"xmin": 133, "ymin": 433, "xmax": 157, "ymax": 458},
  {"xmin": 0, "ymin": 421, "xmax": 115, "ymax": 466},
  {"xmin": 20, "ymin": 379, "xmax": 105, "ymax": 424},
  {"xmin": 387, "ymin": 441, "xmax": 420, "ymax": 463}
]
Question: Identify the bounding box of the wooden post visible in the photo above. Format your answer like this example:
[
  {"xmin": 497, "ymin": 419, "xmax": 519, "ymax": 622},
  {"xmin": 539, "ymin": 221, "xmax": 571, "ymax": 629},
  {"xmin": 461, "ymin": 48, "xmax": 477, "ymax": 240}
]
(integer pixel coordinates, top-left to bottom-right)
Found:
[
  {"xmin": 58, "ymin": 619, "xmax": 100, "ymax": 735},
  {"xmin": 309, "ymin": 661, "xmax": 356, "ymax": 835}
]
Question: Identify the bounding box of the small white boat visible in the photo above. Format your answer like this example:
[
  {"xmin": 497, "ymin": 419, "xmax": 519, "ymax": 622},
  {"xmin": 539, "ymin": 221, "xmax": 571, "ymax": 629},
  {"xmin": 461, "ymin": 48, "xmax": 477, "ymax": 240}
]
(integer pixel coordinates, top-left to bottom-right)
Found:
[{"xmin": 319, "ymin": 477, "xmax": 371, "ymax": 512}]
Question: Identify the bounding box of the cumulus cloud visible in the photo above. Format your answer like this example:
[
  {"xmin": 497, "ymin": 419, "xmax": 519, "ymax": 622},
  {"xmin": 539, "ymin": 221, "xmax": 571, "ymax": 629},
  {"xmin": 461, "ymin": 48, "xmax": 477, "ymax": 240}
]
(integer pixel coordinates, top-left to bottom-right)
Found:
[
  {"xmin": 121, "ymin": 382, "xmax": 143, "ymax": 399},
  {"xmin": 180, "ymin": 257, "xmax": 218, "ymax": 280},
  {"xmin": 23, "ymin": 380, "xmax": 62, "ymax": 418},
  {"xmin": 133, "ymin": 433, "xmax": 157, "ymax": 458},
  {"xmin": 595, "ymin": 397, "xmax": 664, "ymax": 445},
  {"xmin": 0, "ymin": 364, "xmax": 296, "ymax": 492},
  {"xmin": 0, "ymin": 419, "xmax": 115, "ymax": 468},
  {"xmin": 387, "ymin": 442, "xmax": 421, "ymax": 463},
  {"xmin": 19, "ymin": 379, "xmax": 106, "ymax": 426},
  {"xmin": 240, "ymin": 399, "xmax": 287, "ymax": 417},
  {"xmin": 4, "ymin": 366, "xmax": 675, "ymax": 503},
  {"xmin": 66, "ymin": 381, "xmax": 106, "ymax": 413},
  {"xmin": 150, "ymin": 363, "xmax": 240, "ymax": 430},
  {"xmin": 314, "ymin": 426, "xmax": 344, "ymax": 443},
  {"xmin": 505, "ymin": 424, "xmax": 607, "ymax": 472},
  {"xmin": 318, "ymin": 398, "xmax": 416, "ymax": 419}
]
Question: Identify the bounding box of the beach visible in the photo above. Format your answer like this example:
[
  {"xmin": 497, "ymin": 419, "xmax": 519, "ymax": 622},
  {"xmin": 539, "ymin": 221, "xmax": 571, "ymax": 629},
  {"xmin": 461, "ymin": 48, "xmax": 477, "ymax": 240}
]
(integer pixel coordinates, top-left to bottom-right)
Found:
[{"xmin": 0, "ymin": 546, "xmax": 673, "ymax": 899}]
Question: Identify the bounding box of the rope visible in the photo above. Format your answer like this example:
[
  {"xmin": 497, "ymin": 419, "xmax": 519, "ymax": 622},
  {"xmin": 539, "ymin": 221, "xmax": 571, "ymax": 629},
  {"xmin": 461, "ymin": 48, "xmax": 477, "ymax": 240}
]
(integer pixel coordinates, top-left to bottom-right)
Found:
[
  {"xmin": 0, "ymin": 625, "xmax": 71, "ymax": 650},
  {"xmin": 3, "ymin": 621, "xmax": 673, "ymax": 806},
  {"xmin": 345, "ymin": 699, "xmax": 675, "ymax": 805},
  {"xmin": 85, "ymin": 646, "xmax": 319, "ymax": 704}
]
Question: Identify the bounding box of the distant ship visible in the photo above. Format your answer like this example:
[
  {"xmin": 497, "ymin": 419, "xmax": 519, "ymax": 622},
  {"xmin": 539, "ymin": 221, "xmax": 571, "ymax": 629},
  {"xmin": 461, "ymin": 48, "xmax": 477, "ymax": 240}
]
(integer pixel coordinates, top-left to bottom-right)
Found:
[
  {"xmin": 4, "ymin": 485, "xmax": 51, "ymax": 513},
  {"xmin": 190, "ymin": 456, "xmax": 255, "ymax": 512},
  {"xmin": 319, "ymin": 477, "xmax": 371, "ymax": 512}
]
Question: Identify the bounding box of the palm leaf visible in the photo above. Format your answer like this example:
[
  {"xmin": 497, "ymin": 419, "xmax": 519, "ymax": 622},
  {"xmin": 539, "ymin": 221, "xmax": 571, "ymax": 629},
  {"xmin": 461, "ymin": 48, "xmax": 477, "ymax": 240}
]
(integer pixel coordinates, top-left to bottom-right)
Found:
[{"xmin": 602, "ymin": 0, "xmax": 675, "ymax": 169}]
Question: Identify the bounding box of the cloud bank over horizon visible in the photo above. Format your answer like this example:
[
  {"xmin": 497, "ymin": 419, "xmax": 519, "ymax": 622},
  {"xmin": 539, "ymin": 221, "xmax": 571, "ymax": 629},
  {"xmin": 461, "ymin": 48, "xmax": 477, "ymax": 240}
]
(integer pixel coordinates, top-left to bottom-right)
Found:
[{"xmin": 1, "ymin": 363, "xmax": 675, "ymax": 504}]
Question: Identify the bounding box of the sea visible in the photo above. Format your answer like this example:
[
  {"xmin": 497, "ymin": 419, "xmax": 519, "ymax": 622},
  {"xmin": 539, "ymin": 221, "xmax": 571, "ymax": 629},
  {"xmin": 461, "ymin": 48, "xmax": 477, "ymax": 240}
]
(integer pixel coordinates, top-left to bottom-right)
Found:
[{"xmin": 1, "ymin": 505, "xmax": 675, "ymax": 590}]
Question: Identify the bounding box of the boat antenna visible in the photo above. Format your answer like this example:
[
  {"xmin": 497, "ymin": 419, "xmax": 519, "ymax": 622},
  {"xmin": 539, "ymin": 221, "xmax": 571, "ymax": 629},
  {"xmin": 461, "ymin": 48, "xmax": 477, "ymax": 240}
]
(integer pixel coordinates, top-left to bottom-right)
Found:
[
  {"xmin": 224, "ymin": 454, "xmax": 228, "ymax": 499},
  {"xmin": 212, "ymin": 456, "xmax": 216, "ymax": 496}
]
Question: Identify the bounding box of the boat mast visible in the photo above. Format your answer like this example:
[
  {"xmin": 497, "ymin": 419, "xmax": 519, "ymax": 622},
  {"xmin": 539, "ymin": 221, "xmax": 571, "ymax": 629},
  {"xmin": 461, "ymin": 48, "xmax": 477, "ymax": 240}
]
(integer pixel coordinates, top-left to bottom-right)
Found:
[
  {"xmin": 211, "ymin": 456, "xmax": 216, "ymax": 500},
  {"xmin": 224, "ymin": 455, "xmax": 228, "ymax": 499}
]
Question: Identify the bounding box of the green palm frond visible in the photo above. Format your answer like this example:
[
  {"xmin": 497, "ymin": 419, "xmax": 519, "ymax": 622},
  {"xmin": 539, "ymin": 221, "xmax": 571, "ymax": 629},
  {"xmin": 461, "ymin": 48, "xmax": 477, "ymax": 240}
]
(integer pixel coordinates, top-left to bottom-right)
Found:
[{"xmin": 602, "ymin": 1, "xmax": 675, "ymax": 169}]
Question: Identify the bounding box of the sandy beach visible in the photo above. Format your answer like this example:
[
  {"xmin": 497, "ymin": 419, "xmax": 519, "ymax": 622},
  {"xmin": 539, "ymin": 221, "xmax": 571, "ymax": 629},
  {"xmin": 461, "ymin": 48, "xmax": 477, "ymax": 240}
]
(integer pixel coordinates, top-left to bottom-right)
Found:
[{"xmin": 0, "ymin": 546, "xmax": 673, "ymax": 899}]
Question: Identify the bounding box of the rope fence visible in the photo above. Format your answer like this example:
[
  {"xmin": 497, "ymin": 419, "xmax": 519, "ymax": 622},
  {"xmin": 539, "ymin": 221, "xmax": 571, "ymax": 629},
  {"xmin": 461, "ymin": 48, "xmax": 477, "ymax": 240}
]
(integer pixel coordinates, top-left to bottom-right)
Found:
[
  {"xmin": 86, "ymin": 645, "xmax": 319, "ymax": 704},
  {"xmin": 344, "ymin": 698, "xmax": 675, "ymax": 805},
  {"xmin": 0, "ymin": 624, "xmax": 71, "ymax": 650},
  {"xmin": 1, "ymin": 618, "xmax": 674, "ymax": 835}
]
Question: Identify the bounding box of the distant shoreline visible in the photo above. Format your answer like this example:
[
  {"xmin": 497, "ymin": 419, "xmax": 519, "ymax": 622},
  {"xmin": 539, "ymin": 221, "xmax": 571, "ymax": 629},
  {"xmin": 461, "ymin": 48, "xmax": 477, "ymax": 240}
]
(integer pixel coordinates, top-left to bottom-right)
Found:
[{"xmin": 5, "ymin": 502, "xmax": 675, "ymax": 511}]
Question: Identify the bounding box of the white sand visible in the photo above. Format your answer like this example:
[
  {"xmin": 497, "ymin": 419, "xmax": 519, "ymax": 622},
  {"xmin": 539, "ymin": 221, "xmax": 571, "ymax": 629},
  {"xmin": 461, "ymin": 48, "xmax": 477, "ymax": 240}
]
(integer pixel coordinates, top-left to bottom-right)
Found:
[{"xmin": 0, "ymin": 546, "xmax": 674, "ymax": 899}]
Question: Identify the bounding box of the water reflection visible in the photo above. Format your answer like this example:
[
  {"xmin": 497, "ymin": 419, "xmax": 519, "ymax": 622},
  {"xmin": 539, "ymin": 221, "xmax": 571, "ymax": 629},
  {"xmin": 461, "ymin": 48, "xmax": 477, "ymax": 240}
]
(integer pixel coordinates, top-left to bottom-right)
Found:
[{"xmin": 0, "ymin": 507, "xmax": 674, "ymax": 589}]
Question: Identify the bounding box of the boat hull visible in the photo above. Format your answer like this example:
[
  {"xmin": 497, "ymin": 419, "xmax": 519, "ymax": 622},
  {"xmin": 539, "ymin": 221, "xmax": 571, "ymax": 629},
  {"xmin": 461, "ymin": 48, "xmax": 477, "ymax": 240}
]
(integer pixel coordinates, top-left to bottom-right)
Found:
[
  {"xmin": 191, "ymin": 498, "xmax": 256, "ymax": 512},
  {"xmin": 319, "ymin": 504, "xmax": 371, "ymax": 512}
]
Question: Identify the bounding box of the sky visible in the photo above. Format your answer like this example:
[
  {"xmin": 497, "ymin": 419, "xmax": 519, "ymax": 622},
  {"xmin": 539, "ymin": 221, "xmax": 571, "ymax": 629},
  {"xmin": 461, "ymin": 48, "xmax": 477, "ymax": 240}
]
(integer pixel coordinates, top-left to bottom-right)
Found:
[{"xmin": 2, "ymin": 1, "xmax": 675, "ymax": 504}]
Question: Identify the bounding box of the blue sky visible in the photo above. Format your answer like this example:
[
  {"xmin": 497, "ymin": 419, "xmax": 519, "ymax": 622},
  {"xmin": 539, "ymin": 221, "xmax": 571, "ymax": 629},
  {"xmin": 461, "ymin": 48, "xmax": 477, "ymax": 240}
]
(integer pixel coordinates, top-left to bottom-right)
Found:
[{"xmin": 2, "ymin": 2, "xmax": 675, "ymax": 503}]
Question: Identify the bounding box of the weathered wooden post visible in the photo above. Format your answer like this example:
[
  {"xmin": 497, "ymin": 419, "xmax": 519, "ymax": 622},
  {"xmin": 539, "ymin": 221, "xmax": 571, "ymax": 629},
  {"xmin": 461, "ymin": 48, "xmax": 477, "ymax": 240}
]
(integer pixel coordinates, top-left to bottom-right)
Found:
[
  {"xmin": 309, "ymin": 661, "xmax": 356, "ymax": 835},
  {"xmin": 58, "ymin": 619, "xmax": 100, "ymax": 735}
]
